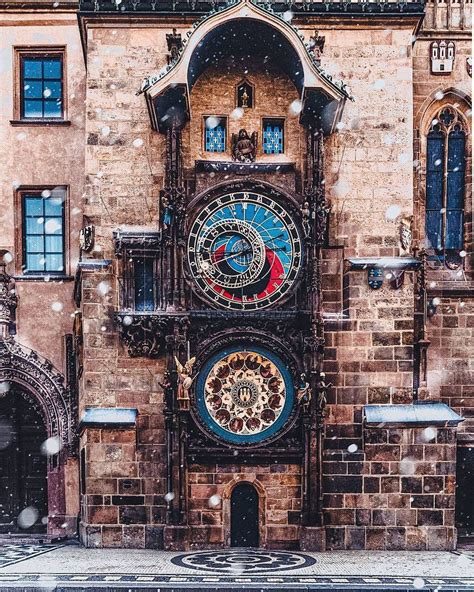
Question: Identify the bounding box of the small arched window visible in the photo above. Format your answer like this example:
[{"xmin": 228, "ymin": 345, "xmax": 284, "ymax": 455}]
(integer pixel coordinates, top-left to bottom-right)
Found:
[{"xmin": 426, "ymin": 106, "xmax": 466, "ymax": 254}]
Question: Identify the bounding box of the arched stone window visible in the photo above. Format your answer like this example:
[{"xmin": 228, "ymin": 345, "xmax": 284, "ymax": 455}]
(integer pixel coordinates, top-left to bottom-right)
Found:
[{"xmin": 426, "ymin": 106, "xmax": 466, "ymax": 254}]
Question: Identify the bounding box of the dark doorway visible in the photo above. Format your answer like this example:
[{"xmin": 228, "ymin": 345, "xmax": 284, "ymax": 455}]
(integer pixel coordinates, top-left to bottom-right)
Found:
[
  {"xmin": 0, "ymin": 388, "xmax": 48, "ymax": 533},
  {"xmin": 456, "ymin": 446, "xmax": 474, "ymax": 539},
  {"xmin": 230, "ymin": 482, "xmax": 259, "ymax": 547}
]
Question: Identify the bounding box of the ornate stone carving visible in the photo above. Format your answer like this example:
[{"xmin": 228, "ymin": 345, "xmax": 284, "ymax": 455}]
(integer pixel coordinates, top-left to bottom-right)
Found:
[
  {"xmin": 0, "ymin": 258, "xmax": 17, "ymax": 339},
  {"xmin": 79, "ymin": 225, "xmax": 95, "ymax": 252},
  {"xmin": 115, "ymin": 313, "xmax": 173, "ymax": 358},
  {"xmin": 0, "ymin": 338, "xmax": 75, "ymax": 456},
  {"xmin": 308, "ymin": 30, "xmax": 325, "ymax": 64},
  {"xmin": 231, "ymin": 129, "xmax": 258, "ymax": 163},
  {"xmin": 166, "ymin": 28, "xmax": 183, "ymax": 65}
]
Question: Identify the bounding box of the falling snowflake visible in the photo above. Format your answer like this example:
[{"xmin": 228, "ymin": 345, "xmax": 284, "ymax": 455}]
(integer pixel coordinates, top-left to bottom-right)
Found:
[
  {"xmin": 413, "ymin": 577, "xmax": 425, "ymax": 589},
  {"xmin": 122, "ymin": 315, "xmax": 133, "ymax": 326},
  {"xmin": 101, "ymin": 126, "xmax": 111, "ymax": 136},
  {"xmin": 18, "ymin": 506, "xmax": 39, "ymax": 529},
  {"xmin": 164, "ymin": 492, "xmax": 175, "ymax": 502},
  {"xmin": 132, "ymin": 138, "xmax": 144, "ymax": 148},
  {"xmin": 41, "ymin": 436, "xmax": 62, "ymax": 456},
  {"xmin": 17, "ymin": 132, "xmax": 27, "ymax": 141},
  {"xmin": 282, "ymin": 10, "xmax": 293, "ymax": 21},
  {"xmin": 434, "ymin": 91, "xmax": 444, "ymax": 101},
  {"xmin": 45, "ymin": 219, "xmax": 61, "ymax": 234},
  {"xmin": 420, "ymin": 427, "xmax": 437, "ymax": 442},
  {"xmin": 2, "ymin": 251, "xmax": 13, "ymax": 264},
  {"xmin": 385, "ymin": 205, "xmax": 401, "ymax": 220},
  {"xmin": 97, "ymin": 281, "xmax": 111, "ymax": 296},
  {"xmin": 208, "ymin": 494, "xmax": 221, "ymax": 508},
  {"xmin": 400, "ymin": 457, "xmax": 416, "ymax": 475},
  {"xmin": 51, "ymin": 301, "xmax": 63, "ymax": 312},
  {"xmin": 289, "ymin": 99, "xmax": 302, "ymax": 115},
  {"xmin": 230, "ymin": 108, "xmax": 244, "ymax": 120},
  {"xmin": 41, "ymin": 189, "xmax": 52, "ymax": 198}
]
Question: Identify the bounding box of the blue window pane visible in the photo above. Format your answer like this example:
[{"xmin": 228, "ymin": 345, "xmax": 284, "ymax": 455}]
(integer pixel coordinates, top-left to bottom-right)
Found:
[
  {"xmin": 43, "ymin": 59, "xmax": 61, "ymax": 79},
  {"xmin": 263, "ymin": 121, "xmax": 284, "ymax": 155},
  {"xmin": 45, "ymin": 254, "xmax": 63, "ymax": 272},
  {"xmin": 134, "ymin": 259, "xmax": 154, "ymax": 311},
  {"xmin": 26, "ymin": 236, "xmax": 44, "ymax": 253},
  {"xmin": 447, "ymin": 131, "xmax": 466, "ymax": 210},
  {"xmin": 426, "ymin": 132, "xmax": 444, "ymax": 212},
  {"xmin": 44, "ymin": 217, "xmax": 63, "ymax": 235},
  {"xmin": 43, "ymin": 81, "xmax": 61, "ymax": 99},
  {"xmin": 23, "ymin": 60, "xmax": 42, "ymax": 79},
  {"xmin": 426, "ymin": 211, "xmax": 442, "ymax": 250},
  {"xmin": 26, "ymin": 218, "xmax": 44, "ymax": 235},
  {"xmin": 22, "ymin": 56, "xmax": 63, "ymax": 119},
  {"xmin": 25, "ymin": 197, "xmax": 43, "ymax": 216},
  {"xmin": 446, "ymin": 210, "xmax": 464, "ymax": 250},
  {"xmin": 24, "ymin": 81, "xmax": 43, "ymax": 99},
  {"xmin": 205, "ymin": 119, "xmax": 226, "ymax": 152},
  {"xmin": 24, "ymin": 100, "xmax": 43, "ymax": 118},
  {"xmin": 447, "ymin": 130, "xmax": 466, "ymax": 171},
  {"xmin": 26, "ymin": 254, "xmax": 45, "ymax": 272},
  {"xmin": 44, "ymin": 198, "xmax": 63, "ymax": 216},
  {"xmin": 45, "ymin": 235, "xmax": 62, "ymax": 253},
  {"xmin": 43, "ymin": 101, "xmax": 62, "ymax": 118}
]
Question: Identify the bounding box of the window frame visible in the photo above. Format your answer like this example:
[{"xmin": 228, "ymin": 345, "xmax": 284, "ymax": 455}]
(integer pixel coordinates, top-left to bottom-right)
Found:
[
  {"xmin": 203, "ymin": 115, "xmax": 227, "ymax": 154},
  {"xmin": 425, "ymin": 106, "xmax": 467, "ymax": 256},
  {"xmin": 261, "ymin": 117, "xmax": 285, "ymax": 155},
  {"xmin": 13, "ymin": 46, "xmax": 67, "ymax": 123},
  {"xmin": 122, "ymin": 253, "xmax": 161, "ymax": 312},
  {"xmin": 15, "ymin": 186, "xmax": 69, "ymax": 277}
]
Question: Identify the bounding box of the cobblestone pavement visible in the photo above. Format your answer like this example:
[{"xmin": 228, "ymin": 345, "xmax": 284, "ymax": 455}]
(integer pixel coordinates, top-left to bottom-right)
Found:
[{"xmin": 0, "ymin": 543, "xmax": 473, "ymax": 590}]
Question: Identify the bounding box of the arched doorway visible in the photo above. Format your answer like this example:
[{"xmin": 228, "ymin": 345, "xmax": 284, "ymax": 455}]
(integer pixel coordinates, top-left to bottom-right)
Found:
[
  {"xmin": 0, "ymin": 388, "xmax": 48, "ymax": 533},
  {"xmin": 231, "ymin": 482, "xmax": 259, "ymax": 547}
]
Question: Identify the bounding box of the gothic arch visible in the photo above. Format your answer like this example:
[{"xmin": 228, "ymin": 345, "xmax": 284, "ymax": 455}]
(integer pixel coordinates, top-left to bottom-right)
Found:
[
  {"xmin": 413, "ymin": 88, "xmax": 472, "ymax": 261},
  {"xmin": 0, "ymin": 339, "xmax": 75, "ymax": 456},
  {"xmin": 222, "ymin": 476, "xmax": 266, "ymax": 548}
]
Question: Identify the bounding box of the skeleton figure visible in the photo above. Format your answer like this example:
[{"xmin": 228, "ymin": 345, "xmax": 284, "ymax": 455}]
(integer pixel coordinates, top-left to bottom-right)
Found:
[
  {"xmin": 297, "ymin": 373, "xmax": 312, "ymax": 411},
  {"xmin": 317, "ymin": 372, "xmax": 332, "ymax": 418},
  {"xmin": 174, "ymin": 355, "xmax": 196, "ymax": 410},
  {"xmin": 231, "ymin": 129, "xmax": 257, "ymax": 163}
]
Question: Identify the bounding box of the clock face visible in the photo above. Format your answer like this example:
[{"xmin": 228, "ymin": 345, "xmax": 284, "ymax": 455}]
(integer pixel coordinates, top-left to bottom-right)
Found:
[
  {"xmin": 195, "ymin": 346, "xmax": 295, "ymax": 445},
  {"xmin": 187, "ymin": 191, "xmax": 302, "ymax": 310}
]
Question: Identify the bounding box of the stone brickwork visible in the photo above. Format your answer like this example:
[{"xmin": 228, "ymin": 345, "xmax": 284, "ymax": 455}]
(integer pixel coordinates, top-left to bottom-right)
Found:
[
  {"xmin": 187, "ymin": 463, "xmax": 302, "ymax": 549},
  {"xmin": 323, "ymin": 425, "xmax": 457, "ymax": 550},
  {"xmin": 427, "ymin": 297, "xmax": 474, "ymax": 440}
]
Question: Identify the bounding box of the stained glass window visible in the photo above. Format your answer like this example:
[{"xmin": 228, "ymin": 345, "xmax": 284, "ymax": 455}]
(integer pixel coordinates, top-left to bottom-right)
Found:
[
  {"xmin": 205, "ymin": 117, "xmax": 226, "ymax": 153},
  {"xmin": 20, "ymin": 55, "xmax": 63, "ymax": 119},
  {"xmin": 22, "ymin": 190, "xmax": 65, "ymax": 273},
  {"xmin": 263, "ymin": 119, "xmax": 284, "ymax": 154},
  {"xmin": 425, "ymin": 107, "xmax": 466, "ymax": 253}
]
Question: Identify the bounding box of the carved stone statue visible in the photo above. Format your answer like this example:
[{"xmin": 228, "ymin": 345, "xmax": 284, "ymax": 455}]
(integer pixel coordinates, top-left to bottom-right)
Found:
[
  {"xmin": 232, "ymin": 129, "xmax": 257, "ymax": 163},
  {"xmin": 159, "ymin": 370, "xmax": 175, "ymax": 411},
  {"xmin": 297, "ymin": 372, "xmax": 312, "ymax": 412},
  {"xmin": 174, "ymin": 355, "xmax": 196, "ymax": 410},
  {"xmin": 399, "ymin": 216, "xmax": 413, "ymax": 256},
  {"xmin": 316, "ymin": 372, "xmax": 332, "ymax": 419}
]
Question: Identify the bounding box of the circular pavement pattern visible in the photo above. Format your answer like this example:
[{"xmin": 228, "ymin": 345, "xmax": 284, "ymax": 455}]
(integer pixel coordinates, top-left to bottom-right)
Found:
[{"xmin": 171, "ymin": 550, "xmax": 316, "ymax": 574}]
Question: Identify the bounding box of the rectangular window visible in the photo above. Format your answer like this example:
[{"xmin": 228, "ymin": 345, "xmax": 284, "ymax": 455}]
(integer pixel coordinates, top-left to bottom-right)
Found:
[
  {"xmin": 17, "ymin": 50, "xmax": 64, "ymax": 120},
  {"xmin": 21, "ymin": 188, "xmax": 65, "ymax": 274},
  {"xmin": 204, "ymin": 117, "xmax": 226, "ymax": 152},
  {"xmin": 134, "ymin": 258, "xmax": 155, "ymax": 311},
  {"xmin": 263, "ymin": 118, "xmax": 284, "ymax": 154}
]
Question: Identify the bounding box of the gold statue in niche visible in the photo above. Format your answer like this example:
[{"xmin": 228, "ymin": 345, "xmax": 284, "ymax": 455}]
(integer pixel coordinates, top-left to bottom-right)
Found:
[{"xmin": 237, "ymin": 79, "xmax": 254, "ymax": 109}]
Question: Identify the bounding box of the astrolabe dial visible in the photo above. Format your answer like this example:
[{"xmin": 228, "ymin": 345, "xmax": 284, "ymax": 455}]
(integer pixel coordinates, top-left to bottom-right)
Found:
[
  {"xmin": 195, "ymin": 346, "xmax": 295, "ymax": 445},
  {"xmin": 187, "ymin": 191, "xmax": 303, "ymax": 310}
]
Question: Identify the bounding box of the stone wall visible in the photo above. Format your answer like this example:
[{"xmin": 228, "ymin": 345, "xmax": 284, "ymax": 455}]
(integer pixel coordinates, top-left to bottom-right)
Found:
[
  {"xmin": 187, "ymin": 463, "xmax": 302, "ymax": 549},
  {"xmin": 323, "ymin": 425, "xmax": 457, "ymax": 550}
]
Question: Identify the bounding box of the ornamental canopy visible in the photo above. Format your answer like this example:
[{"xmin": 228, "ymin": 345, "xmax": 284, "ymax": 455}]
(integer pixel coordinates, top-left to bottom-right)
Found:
[{"xmin": 140, "ymin": 0, "xmax": 351, "ymax": 134}]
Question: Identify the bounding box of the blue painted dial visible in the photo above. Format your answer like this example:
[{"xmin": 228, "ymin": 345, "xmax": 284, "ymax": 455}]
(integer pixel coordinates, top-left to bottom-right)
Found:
[
  {"xmin": 187, "ymin": 192, "xmax": 302, "ymax": 310},
  {"xmin": 195, "ymin": 345, "xmax": 295, "ymax": 445}
]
